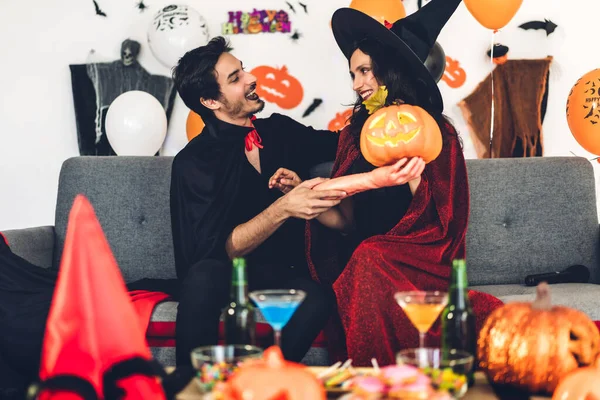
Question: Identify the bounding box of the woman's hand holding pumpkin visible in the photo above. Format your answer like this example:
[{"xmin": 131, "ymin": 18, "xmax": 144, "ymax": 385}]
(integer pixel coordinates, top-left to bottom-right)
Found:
[
  {"xmin": 369, "ymin": 157, "xmax": 425, "ymax": 188},
  {"xmin": 269, "ymin": 168, "xmax": 302, "ymax": 194}
]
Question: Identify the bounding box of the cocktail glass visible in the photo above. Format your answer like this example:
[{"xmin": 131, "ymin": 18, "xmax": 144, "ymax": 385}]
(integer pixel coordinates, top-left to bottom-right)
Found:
[
  {"xmin": 394, "ymin": 291, "xmax": 448, "ymax": 348},
  {"xmin": 249, "ymin": 289, "xmax": 306, "ymax": 349}
]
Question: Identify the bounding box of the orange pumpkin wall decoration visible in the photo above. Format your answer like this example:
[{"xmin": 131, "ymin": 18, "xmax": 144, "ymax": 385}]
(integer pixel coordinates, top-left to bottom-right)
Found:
[
  {"xmin": 360, "ymin": 86, "xmax": 442, "ymax": 166},
  {"xmin": 214, "ymin": 346, "xmax": 326, "ymax": 400},
  {"xmin": 250, "ymin": 65, "xmax": 304, "ymax": 110},
  {"xmin": 478, "ymin": 283, "xmax": 600, "ymax": 395},
  {"xmin": 442, "ymin": 56, "xmax": 466, "ymax": 89},
  {"xmin": 328, "ymin": 108, "xmax": 353, "ymax": 132}
]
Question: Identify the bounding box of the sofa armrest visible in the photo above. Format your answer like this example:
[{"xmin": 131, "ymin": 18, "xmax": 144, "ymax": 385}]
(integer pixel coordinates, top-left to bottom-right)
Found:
[{"xmin": 2, "ymin": 226, "xmax": 55, "ymax": 268}]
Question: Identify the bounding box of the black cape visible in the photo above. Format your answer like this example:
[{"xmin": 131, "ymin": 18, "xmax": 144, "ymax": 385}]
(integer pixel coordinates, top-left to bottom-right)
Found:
[{"xmin": 170, "ymin": 113, "xmax": 339, "ymax": 280}]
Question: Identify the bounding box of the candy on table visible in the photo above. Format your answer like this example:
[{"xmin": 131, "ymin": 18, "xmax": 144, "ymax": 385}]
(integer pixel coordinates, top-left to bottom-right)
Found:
[
  {"xmin": 197, "ymin": 361, "xmax": 241, "ymax": 391},
  {"xmin": 423, "ymin": 367, "xmax": 468, "ymax": 395}
]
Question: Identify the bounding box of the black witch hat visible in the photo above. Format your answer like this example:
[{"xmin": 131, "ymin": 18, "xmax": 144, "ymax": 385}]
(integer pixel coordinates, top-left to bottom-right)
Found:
[{"xmin": 331, "ymin": 0, "xmax": 463, "ymax": 113}]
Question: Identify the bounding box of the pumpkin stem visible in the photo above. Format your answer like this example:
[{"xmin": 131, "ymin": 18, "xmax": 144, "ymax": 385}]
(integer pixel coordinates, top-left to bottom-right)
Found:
[{"xmin": 531, "ymin": 282, "xmax": 552, "ymax": 310}]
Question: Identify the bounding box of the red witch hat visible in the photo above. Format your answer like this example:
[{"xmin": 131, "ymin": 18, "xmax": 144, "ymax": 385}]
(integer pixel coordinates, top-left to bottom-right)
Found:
[{"xmin": 34, "ymin": 195, "xmax": 166, "ymax": 400}]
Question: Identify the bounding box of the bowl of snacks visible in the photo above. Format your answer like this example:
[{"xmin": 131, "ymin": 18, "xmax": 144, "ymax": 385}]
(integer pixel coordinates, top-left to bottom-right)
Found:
[
  {"xmin": 191, "ymin": 345, "xmax": 263, "ymax": 392},
  {"xmin": 396, "ymin": 348, "xmax": 474, "ymax": 398}
]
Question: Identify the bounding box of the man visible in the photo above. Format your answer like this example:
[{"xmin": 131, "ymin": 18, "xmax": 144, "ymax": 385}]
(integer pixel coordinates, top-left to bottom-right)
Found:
[{"xmin": 170, "ymin": 36, "xmax": 344, "ymax": 365}]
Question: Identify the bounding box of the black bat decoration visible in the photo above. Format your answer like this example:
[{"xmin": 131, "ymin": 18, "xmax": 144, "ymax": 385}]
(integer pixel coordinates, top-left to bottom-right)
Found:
[
  {"xmin": 519, "ymin": 19, "xmax": 558, "ymax": 36},
  {"xmin": 298, "ymin": 1, "xmax": 308, "ymax": 13},
  {"xmin": 285, "ymin": 1, "xmax": 296, "ymax": 13},
  {"xmin": 302, "ymin": 99, "xmax": 323, "ymax": 118},
  {"xmin": 135, "ymin": 0, "xmax": 148, "ymax": 12},
  {"xmin": 290, "ymin": 30, "xmax": 302, "ymax": 42},
  {"xmin": 92, "ymin": 0, "xmax": 107, "ymax": 17}
]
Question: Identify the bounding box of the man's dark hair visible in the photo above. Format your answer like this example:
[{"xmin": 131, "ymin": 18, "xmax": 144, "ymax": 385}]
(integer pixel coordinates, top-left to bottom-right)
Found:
[{"xmin": 172, "ymin": 36, "xmax": 233, "ymax": 121}]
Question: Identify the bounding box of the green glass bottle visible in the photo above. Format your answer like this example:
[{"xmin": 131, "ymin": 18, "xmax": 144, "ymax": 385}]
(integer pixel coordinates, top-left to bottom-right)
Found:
[
  {"xmin": 441, "ymin": 259, "xmax": 476, "ymax": 385},
  {"xmin": 223, "ymin": 258, "xmax": 256, "ymax": 345}
]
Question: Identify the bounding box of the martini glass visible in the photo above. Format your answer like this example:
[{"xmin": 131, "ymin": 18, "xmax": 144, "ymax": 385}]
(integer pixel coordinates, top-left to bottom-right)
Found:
[
  {"xmin": 394, "ymin": 291, "xmax": 448, "ymax": 348},
  {"xmin": 249, "ymin": 289, "xmax": 306, "ymax": 349}
]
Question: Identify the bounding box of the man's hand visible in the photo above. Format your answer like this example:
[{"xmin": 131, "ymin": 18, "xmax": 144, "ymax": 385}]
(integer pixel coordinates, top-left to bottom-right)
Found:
[
  {"xmin": 268, "ymin": 168, "xmax": 302, "ymax": 194},
  {"xmin": 276, "ymin": 177, "xmax": 347, "ymax": 220},
  {"xmin": 370, "ymin": 157, "xmax": 425, "ymax": 188}
]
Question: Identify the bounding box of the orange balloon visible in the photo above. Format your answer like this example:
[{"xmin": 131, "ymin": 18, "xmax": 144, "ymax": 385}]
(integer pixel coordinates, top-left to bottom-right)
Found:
[
  {"xmin": 464, "ymin": 0, "xmax": 523, "ymax": 30},
  {"xmin": 348, "ymin": 0, "xmax": 406, "ymax": 25},
  {"xmin": 567, "ymin": 69, "xmax": 600, "ymax": 156},
  {"xmin": 186, "ymin": 111, "xmax": 205, "ymax": 142}
]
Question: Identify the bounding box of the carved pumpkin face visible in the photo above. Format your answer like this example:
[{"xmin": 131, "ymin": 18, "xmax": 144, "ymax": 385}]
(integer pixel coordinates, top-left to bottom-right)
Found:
[
  {"xmin": 478, "ymin": 284, "xmax": 600, "ymax": 394},
  {"xmin": 359, "ymin": 104, "xmax": 442, "ymax": 167},
  {"xmin": 442, "ymin": 56, "xmax": 467, "ymax": 89},
  {"xmin": 328, "ymin": 109, "xmax": 353, "ymax": 131},
  {"xmin": 214, "ymin": 346, "xmax": 326, "ymax": 400},
  {"xmin": 251, "ymin": 65, "xmax": 304, "ymax": 109}
]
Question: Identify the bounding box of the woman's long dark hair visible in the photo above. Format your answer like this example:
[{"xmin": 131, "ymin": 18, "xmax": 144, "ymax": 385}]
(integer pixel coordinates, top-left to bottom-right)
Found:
[{"xmin": 347, "ymin": 38, "xmax": 459, "ymax": 147}]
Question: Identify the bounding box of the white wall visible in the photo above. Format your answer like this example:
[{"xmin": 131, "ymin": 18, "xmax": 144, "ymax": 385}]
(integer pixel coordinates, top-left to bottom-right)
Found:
[{"xmin": 1, "ymin": 0, "xmax": 599, "ymax": 230}]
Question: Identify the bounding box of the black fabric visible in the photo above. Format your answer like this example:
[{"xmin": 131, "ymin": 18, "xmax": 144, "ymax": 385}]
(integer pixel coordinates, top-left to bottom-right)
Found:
[
  {"xmin": 0, "ymin": 238, "xmax": 170, "ymax": 396},
  {"xmin": 175, "ymin": 259, "xmax": 335, "ymax": 365},
  {"xmin": 170, "ymin": 113, "xmax": 339, "ymax": 280},
  {"xmin": 349, "ymin": 155, "xmax": 414, "ymax": 241},
  {"xmin": 170, "ymin": 113, "xmax": 339, "ymax": 365}
]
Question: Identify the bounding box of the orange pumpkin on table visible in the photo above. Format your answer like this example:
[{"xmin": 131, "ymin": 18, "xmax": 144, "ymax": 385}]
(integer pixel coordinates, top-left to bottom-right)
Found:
[
  {"xmin": 214, "ymin": 346, "xmax": 326, "ymax": 400},
  {"xmin": 552, "ymin": 354, "xmax": 600, "ymax": 400},
  {"xmin": 360, "ymin": 86, "xmax": 442, "ymax": 167},
  {"xmin": 477, "ymin": 282, "xmax": 600, "ymax": 395},
  {"xmin": 250, "ymin": 65, "xmax": 304, "ymax": 110}
]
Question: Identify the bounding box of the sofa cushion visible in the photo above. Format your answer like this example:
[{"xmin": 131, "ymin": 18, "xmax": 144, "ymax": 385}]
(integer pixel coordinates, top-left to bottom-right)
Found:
[
  {"xmin": 465, "ymin": 157, "xmax": 599, "ymax": 286},
  {"xmin": 471, "ymin": 283, "xmax": 600, "ymax": 320},
  {"xmin": 54, "ymin": 157, "xmax": 177, "ymax": 282}
]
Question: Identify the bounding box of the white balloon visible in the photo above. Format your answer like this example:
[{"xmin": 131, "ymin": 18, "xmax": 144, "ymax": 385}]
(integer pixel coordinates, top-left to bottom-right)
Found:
[
  {"xmin": 147, "ymin": 4, "xmax": 210, "ymax": 69},
  {"xmin": 105, "ymin": 91, "xmax": 168, "ymax": 156}
]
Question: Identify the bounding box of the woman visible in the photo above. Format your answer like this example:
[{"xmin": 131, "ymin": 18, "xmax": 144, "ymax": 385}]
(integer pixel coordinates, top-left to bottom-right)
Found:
[{"xmin": 271, "ymin": 0, "xmax": 504, "ymax": 366}]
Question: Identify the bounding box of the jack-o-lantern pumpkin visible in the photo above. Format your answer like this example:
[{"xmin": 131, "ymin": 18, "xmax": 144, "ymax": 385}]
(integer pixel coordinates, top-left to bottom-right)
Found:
[
  {"xmin": 251, "ymin": 65, "xmax": 304, "ymax": 110},
  {"xmin": 552, "ymin": 355, "xmax": 600, "ymax": 400},
  {"xmin": 359, "ymin": 86, "xmax": 442, "ymax": 166},
  {"xmin": 478, "ymin": 283, "xmax": 600, "ymax": 395},
  {"xmin": 214, "ymin": 346, "xmax": 326, "ymax": 400},
  {"xmin": 328, "ymin": 108, "xmax": 353, "ymax": 132}
]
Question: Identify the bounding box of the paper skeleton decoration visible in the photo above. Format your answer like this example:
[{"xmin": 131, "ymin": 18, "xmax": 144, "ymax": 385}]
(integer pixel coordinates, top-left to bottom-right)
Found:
[{"xmin": 70, "ymin": 39, "xmax": 177, "ymax": 155}]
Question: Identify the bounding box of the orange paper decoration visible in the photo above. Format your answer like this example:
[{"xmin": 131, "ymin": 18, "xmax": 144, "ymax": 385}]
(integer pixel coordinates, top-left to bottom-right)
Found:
[
  {"xmin": 442, "ymin": 56, "xmax": 467, "ymax": 89},
  {"xmin": 328, "ymin": 108, "xmax": 353, "ymax": 131},
  {"xmin": 251, "ymin": 65, "xmax": 304, "ymax": 110},
  {"xmin": 567, "ymin": 69, "xmax": 600, "ymax": 156}
]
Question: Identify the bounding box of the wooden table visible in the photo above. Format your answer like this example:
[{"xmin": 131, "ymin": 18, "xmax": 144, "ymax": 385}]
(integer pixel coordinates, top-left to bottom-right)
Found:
[{"xmin": 175, "ymin": 370, "xmax": 551, "ymax": 399}]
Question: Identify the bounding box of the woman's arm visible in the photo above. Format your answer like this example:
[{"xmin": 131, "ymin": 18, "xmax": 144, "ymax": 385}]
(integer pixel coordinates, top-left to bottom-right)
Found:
[{"xmin": 312, "ymin": 157, "xmax": 425, "ymax": 195}]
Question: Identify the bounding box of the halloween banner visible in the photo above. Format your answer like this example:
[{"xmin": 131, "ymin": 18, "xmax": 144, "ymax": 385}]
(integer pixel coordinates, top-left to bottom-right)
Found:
[{"xmin": 222, "ymin": 9, "xmax": 292, "ymax": 35}]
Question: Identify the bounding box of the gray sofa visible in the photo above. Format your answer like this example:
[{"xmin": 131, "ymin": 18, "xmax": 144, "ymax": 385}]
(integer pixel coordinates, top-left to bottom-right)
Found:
[{"xmin": 3, "ymin": 156, "xmax": 599, "ymax": 367}]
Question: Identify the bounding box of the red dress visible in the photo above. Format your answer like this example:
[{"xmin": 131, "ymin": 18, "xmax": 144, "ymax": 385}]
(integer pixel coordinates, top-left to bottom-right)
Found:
[{"xmin": 306, "ymin": 120, "xmax": 504, "ymax": 366}]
